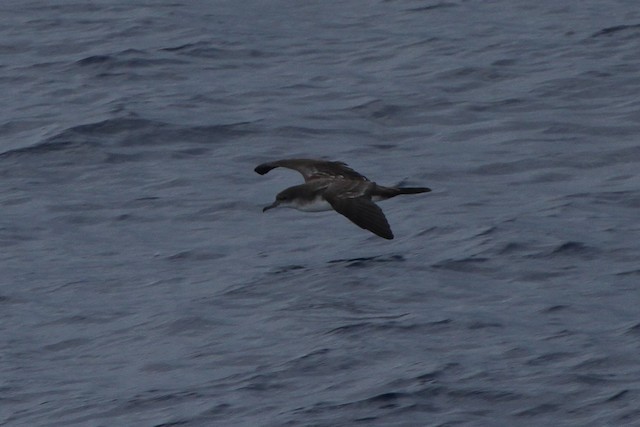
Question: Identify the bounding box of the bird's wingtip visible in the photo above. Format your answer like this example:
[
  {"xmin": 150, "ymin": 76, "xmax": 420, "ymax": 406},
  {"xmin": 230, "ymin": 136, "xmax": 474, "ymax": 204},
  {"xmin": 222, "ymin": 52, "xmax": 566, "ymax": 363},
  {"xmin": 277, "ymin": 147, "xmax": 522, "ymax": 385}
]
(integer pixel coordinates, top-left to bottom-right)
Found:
[{"xmin": 254, "ymin": 164, "xmax": 270, "ymax": 175}]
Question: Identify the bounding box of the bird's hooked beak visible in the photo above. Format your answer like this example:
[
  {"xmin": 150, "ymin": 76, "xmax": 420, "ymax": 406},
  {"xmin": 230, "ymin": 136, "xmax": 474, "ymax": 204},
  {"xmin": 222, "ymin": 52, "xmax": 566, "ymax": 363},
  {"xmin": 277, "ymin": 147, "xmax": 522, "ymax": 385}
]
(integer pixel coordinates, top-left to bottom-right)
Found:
[{"xmin": 262, "ymin": 200, "xmax": 280, "ymax": 212}]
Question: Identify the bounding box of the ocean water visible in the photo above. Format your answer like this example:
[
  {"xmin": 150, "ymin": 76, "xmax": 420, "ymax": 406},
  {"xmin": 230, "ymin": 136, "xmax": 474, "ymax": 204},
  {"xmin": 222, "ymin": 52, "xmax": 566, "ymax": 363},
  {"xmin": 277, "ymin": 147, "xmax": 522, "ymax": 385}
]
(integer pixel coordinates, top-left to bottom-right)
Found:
[{"xmin": 2, "ymin": 1, "xmax": 640, "ymax": 426}]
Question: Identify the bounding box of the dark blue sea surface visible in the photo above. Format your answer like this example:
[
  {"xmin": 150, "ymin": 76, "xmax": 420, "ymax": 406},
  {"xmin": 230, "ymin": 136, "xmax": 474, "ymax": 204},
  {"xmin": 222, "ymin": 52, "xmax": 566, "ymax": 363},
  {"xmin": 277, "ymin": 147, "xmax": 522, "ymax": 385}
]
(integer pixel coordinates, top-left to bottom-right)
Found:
[{"xmin": 2, "ymin": 1, "xmax": 640, "ymax": 426}]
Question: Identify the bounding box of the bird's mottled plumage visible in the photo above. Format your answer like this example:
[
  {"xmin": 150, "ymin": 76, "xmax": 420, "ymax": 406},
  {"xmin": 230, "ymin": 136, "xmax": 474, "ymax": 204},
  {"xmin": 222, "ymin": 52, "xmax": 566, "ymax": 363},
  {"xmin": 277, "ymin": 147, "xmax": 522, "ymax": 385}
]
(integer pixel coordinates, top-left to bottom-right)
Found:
[{"xmin": 255, "ymin": 158, "xmax": 431, "ymax": 239}]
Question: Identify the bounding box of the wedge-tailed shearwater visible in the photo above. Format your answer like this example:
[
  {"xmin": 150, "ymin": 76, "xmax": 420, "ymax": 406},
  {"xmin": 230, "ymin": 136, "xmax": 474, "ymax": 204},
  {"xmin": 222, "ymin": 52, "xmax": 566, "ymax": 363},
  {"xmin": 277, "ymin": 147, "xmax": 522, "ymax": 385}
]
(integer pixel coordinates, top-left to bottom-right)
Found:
[{"xmin": 255, "ymin": 158, "xmax": 431, "ymax": 239}]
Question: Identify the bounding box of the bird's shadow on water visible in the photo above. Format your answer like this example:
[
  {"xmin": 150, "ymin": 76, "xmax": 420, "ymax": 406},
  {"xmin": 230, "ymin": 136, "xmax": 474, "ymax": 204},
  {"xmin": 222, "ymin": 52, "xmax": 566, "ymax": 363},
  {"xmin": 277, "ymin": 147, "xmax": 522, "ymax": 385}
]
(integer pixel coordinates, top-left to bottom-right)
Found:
[
  {"xmin": 265, "ymin": 254, "xmax": 406, "ymax": 275},
  {"xmin": 326, "ymin": 254, "xmax": 405, "ymax": 268}
]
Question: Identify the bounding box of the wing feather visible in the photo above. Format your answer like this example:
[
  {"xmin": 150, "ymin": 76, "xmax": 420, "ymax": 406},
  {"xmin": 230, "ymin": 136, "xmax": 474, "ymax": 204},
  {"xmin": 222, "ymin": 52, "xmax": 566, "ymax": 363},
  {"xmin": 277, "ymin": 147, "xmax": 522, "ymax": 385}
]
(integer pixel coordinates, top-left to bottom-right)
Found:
[
  {"xmin": 325, "ymin": 181, "xmax": 393, "ymax": 239},
  {"xmin": 255, "ymin": 159, "xmax": 369, "ymax": 182}
]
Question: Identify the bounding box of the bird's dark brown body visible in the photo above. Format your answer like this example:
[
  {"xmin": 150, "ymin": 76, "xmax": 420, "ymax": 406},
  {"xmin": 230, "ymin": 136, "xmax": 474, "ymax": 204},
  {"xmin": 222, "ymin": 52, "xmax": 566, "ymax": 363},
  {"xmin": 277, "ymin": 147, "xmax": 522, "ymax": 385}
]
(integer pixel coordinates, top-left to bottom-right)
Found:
[{"xmin": 255, "ymin": 159, "xmax": 431, "ymax": 239}]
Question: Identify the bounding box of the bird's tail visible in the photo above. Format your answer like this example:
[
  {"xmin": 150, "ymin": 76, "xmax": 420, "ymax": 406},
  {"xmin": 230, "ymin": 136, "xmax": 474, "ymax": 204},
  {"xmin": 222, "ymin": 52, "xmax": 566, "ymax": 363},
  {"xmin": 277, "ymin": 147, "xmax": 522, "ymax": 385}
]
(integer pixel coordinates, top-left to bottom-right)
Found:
[
  {"xmin": 375, "ymin": 185, "xmax": 431, "ymax": 199},
  {"xmin": 394, "ymin": 187, "xmax": 431, "ymax": 195}
]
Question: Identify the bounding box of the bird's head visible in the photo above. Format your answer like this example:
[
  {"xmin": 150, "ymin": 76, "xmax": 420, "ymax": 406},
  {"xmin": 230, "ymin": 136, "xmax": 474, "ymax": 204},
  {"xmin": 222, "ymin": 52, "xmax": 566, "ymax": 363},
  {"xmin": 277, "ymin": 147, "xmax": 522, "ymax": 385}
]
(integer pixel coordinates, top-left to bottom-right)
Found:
[{"xmin": 262, "ymin": 188, "xmax": 298, "ymax": 212}]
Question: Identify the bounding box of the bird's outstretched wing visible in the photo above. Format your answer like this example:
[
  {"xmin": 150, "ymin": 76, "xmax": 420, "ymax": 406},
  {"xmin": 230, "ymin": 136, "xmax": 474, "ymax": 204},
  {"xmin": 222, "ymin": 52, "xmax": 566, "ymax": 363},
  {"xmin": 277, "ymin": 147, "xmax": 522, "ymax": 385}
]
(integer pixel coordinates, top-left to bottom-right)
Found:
[
  {"xmin": 254, "ymin": 158, "xmax": 369, "ymax": 182},
  {"xmin": 324, "ymin": 180, "xmax": 393, "ymax": 240}
]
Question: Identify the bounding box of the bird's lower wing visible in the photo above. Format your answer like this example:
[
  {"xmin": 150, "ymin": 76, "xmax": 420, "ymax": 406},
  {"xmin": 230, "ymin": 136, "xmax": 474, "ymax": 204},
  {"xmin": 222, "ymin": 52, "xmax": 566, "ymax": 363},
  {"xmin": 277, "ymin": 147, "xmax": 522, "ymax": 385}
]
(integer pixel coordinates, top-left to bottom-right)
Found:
[{"xmin": 325, "ymin": 195, "xmax": 394, "ymax": 240}]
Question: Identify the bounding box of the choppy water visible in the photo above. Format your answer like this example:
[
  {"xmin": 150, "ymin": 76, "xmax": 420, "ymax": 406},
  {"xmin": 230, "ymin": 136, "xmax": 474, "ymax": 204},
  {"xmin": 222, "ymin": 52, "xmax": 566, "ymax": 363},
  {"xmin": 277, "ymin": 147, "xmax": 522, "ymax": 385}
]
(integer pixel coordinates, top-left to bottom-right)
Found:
[{"xmin": 2, "ymin": 1, "xmax": 640, "ymax": 426}]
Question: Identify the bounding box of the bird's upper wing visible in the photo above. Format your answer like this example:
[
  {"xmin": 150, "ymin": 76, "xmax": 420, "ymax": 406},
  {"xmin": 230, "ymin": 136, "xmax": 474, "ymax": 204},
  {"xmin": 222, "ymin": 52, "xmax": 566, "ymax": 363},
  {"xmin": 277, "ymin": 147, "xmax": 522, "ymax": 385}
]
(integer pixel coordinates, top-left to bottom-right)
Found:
[
  {"xmin": 324, "ymin": 180, "xmax": 393, "ymax": 240},
  {"xmin": 254, "ymin": 159, "xmax": 369, "ymax": 182}
]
